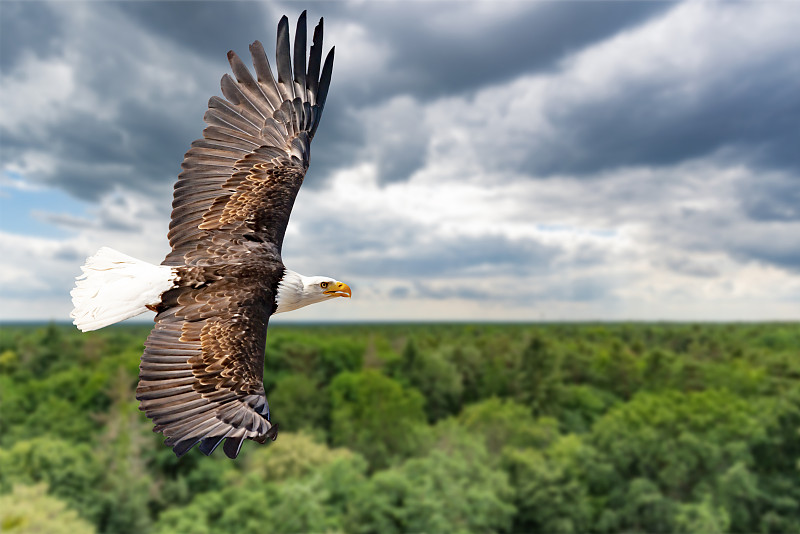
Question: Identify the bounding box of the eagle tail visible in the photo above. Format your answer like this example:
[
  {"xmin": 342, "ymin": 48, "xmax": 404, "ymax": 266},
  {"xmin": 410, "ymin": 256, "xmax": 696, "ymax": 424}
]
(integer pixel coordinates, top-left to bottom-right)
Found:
[{"xmin": 70, "ymin": 247, "xmax": 176, "ymax": 332}]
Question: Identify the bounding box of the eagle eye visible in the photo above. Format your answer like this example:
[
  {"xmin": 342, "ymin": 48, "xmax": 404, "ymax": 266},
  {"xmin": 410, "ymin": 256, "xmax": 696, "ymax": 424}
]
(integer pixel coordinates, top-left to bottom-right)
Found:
[{"xmin": 320, "ymin": 282, "xmax": 329, "ymax": 289}]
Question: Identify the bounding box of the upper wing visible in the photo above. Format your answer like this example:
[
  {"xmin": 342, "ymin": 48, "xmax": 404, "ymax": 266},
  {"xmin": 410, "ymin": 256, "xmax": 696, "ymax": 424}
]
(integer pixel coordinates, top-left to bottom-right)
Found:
[
  {"xmin": 164, "ymin": 11, "xmax": 334, "ymax": 267},
  {"xmin": 136, "ymin": 275, "xmax": 278, "ymax": 459}
]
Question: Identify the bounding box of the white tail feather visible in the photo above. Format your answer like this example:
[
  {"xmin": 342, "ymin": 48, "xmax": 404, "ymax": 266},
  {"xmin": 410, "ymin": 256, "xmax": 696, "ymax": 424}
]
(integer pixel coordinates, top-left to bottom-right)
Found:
[{"xmin": 70, "ymin": 247, "xmax": 176, "ymax": 332}]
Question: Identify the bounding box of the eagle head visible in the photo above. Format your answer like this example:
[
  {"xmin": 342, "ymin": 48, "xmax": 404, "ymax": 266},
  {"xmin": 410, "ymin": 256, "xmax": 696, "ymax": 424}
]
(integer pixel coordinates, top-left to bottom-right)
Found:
[{"xmin": 275, "ymin": 270, "xmax": 351, "ymax": 314}]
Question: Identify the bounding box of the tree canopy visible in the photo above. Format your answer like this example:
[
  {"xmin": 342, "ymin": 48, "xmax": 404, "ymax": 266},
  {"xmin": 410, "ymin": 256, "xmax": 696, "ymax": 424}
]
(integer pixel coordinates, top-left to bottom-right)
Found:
[{"xmin": 1, "ymin": 322, "xmax": 799, "ymax": 532}]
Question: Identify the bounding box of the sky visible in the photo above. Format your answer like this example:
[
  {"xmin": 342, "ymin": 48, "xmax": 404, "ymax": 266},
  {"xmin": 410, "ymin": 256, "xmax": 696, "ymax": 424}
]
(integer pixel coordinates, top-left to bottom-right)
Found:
[{"xmin": 1, "ymin": 0, "xmax": 799, "ymax": 323}]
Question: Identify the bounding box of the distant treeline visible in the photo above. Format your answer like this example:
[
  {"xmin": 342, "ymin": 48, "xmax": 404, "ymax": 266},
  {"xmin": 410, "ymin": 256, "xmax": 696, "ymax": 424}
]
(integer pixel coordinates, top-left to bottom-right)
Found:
[{"xmin": 1, "ymin": 322, "xmax": 799, "ymax": 533}]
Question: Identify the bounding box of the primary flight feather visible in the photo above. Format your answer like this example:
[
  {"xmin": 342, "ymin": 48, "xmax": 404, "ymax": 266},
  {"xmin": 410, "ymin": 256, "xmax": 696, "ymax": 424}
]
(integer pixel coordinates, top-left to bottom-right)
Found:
[{"xmin": 70, "ymin": 12, "xmax": 349, "ymax": 459}]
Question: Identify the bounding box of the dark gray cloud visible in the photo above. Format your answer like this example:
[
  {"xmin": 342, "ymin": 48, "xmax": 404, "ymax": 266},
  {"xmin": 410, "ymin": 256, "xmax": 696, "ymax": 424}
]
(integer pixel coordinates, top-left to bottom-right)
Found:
[
  {"xmin": 553, "ymin": 243, "xmax": 611, "ymax": 270},
  {"xmin": 304, "ymin": 105, "xmax": 364, "ymax": 188},
  {"xmin": 52, "ymin": 245, "xmax": 86, "ymax": 263},
  {"xmin": 367, "ymin": 97, "xmax": 429, "ymax": 184},
  {"xmin": 658, "ymin": 256, "xmax": 720, "ymax": 279},
  {"xmin": 739, "ymin": 250, "xmax": 800, "ymax": 272},
  {"xmin": 7, "ymin": 103, "xmax": 188, "ymax": 201},
  {"xmin": 739, "ymin": 173, "xmax": 800, "ymax": 222},
  {"xmin": 388, "ymin": 285, "xmax": 411, "ymax": 299},
  {"xmin": 0, "ymin": 2, "xmax": 63, "ymax": 71},
  {"xmin": 296, "ymin": 215, "xmax": 561, "ymax": 278},
  {"xmin": 532, "ymin": 276, "xmax": 616, "ymax": 303},
  {"xmin": 361, "ymin": 233, "xmax": 558, "ymax": 278},
  {"xmin": 391, "ymin": 274, "xmax": 617, "ymax": 304},
  {"xmin": 411, "ymin": 282, "xmax": 495, "ymax": 301},
  {"xmin": 115, "ymin": 1, "xmax": 273, "ymax": 60},
  {"xmin": 644, "ymin": 190, "xmax": 800, "ymax": 273},
  {"xmin": 519, "ymin": 26, "xmax": 800, "ymax": 177},
  {"xmin": 731, "ymin": 236, "xmax": 800, "ymax": 272}
]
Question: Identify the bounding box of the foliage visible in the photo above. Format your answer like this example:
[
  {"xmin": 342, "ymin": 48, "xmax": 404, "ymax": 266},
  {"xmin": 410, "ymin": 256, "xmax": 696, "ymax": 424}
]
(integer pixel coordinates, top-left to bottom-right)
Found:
[
  {"xmin": 0, "ymin": 437, "xmax": 106, "ymax": 524},
  {"xmin": 330, "ymin": 369, "xmax": 427, "ymax": 469},
  {"xmin": 154, "ymin": 438, "xmax": 369, "ymax": 534},
  {"xmin": 1, "ymin": 322, "xmax": 799, "ymax": 532},
  {"xmin": 0, "ymin": 484, "xmax": 96, "ymax": 534},
  {"xmin": 353, "ymin": 444, "xmax": 516, "ymax": 534},
  {"xmin": 268, "ymin": 373, "xmax": 330, "ymax": 434},
  {"xmin": 388, "ymin": 339, "xmax": 464, "ymax": 421},
  {"xmin": 457, "ymin": 397, "xmax": 559, "ymax": 455},
  {"xmin": 503, "ymin": 434, "xmax": 601, "ymax": 533},
  {"xmin": 239, "ymin": 431, "xmax": 357, "ymax": 483}
]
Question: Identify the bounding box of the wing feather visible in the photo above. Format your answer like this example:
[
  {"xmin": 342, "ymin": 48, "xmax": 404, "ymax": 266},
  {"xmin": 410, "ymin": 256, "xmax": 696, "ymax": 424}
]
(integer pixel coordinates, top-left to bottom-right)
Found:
[
  {"xmin": 249, "ymin": 40, "xmax": 282, "ymax": 107},
  {"xmin": 198, "ymin": 436, "xmax": 225, "ymax": 455},
  {"xmin": 203, "ymin": 125, "xmax": 263, "ymax": 147},
  {"xmin": 313, "ymin": 47, "xmax": 335, "ymax": 137},
  {"xmin": 220, "ymin": 73, "xmax": 267, "ymax": 122},
  {"xmin": 307, "ymin": 18, "xmax": 323, "ymax": 105},
  {"xmin": 223, "ymin": 434, "xmax": 246, "ymax": 459},
  {"xmin": 293, "ymin": 11, "xmax": 308, "ymax": 101},
  {"xmin": 275, "ymin": 15, "xmax": 295, "ymax": 101},
  {"xmin": 207, "ymin": 97, "xmax": 261, "ymax": 134},
  {"xmin": 225, "ymin": 52, "xmax": 273, "ymax": 119}
]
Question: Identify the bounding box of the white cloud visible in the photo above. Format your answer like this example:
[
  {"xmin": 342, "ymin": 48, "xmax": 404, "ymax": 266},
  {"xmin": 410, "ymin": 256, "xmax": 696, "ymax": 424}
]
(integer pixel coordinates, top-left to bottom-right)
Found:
[{"xmin": 0, "ymin": 54, "xmax": 78, "ymax": 135}]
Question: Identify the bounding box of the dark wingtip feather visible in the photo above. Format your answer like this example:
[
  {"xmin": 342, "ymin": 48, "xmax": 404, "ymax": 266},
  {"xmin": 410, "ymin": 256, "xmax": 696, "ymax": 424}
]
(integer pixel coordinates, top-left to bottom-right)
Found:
[
  {"xmin": 276, "ymin": 15, "xmax": 291, "ymax": 81},
  {"xmin": 199, "ymin": 436, "xmax": 225, "ymax": 456},
  {"xmin": 276, "ymin": 13, "xmax": 294, "ymax": 100},
  {"xmin": 307, "ymin": 17, "xmax": 324, "ymax": 102},
  {"xmin": 310, "ymin": 46, "xmax": 334, "ymax": 138},
  {"xmin": 317, "ymin": 47, "xmax": 335, "ymax": 108},
  {"xmin": 316, "ymin": 18, "xmax": 324, "ymax": 40},
  {"xmin": 294, "ymin": 10, "xmax": 308, "ymax": 94},
  {"xmin": 173, "ymin": 437, "xmax": 202, "ymax": 457},
  {"xmin": 223, "ymin": 436, "xmax": 245, "ymax": 459}
]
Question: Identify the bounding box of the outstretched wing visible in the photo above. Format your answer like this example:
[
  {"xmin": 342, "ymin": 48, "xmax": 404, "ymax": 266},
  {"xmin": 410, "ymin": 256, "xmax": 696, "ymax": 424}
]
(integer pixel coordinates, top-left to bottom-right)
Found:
[
  {"xmin": 164, "ymin": 11, "xmax": 334, "ymax": 267},
  {"xmin": 136, "ymin": 274, "xmax": 279, "ymax": 459}
]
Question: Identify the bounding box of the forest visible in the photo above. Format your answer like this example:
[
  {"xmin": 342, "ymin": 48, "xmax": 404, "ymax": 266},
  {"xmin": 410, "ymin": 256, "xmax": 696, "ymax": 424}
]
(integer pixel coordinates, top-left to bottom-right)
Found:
[{"xmin": 1, "ymin": 322, "xmax": 799, "ymax": 533}]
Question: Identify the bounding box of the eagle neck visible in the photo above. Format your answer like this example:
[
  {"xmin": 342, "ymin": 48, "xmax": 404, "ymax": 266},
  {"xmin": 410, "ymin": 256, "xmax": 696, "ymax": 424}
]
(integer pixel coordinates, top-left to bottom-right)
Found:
[{"xmin": 274, "ymin": 268, "xmax": 306, "ymax": 314}]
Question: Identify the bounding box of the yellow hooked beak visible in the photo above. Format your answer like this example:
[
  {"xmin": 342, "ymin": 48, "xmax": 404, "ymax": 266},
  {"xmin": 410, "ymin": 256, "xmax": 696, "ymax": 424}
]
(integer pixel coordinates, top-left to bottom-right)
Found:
[{"xmin": 324, "ymin": 281, "xmax": 352, "ymax": 298}]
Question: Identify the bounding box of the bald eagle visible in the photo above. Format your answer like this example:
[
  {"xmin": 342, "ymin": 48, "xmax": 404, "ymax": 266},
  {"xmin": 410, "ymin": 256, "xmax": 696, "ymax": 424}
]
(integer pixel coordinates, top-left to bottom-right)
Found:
[{"xmin": 70, "ymin": 12, "xmax": 349, "ymax": 458}]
